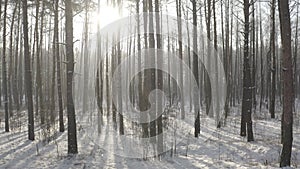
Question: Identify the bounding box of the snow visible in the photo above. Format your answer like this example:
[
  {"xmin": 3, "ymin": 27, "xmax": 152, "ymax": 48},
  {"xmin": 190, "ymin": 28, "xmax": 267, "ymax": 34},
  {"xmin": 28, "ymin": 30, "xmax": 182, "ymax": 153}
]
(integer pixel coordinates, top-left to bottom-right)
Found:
[{"xmin": 0, "ymin": 105, "xmax": 299, "ymax": 169}]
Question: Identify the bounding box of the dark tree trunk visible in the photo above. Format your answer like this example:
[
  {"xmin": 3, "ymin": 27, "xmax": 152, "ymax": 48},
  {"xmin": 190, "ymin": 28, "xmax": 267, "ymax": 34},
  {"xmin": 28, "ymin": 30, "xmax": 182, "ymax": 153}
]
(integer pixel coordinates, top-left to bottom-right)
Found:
[
  {"xmin": 8, "ymin": 3, "xmax": 17, "ymax": 118},
  {"xmin": 251, "ymin": 1, "xmax": 256, "ymax": 111},
  {"xmin": 32, "ymin": 0, "xmax": 39, "ymax": 118},
  {"xmin": 51, "ymin": 0, "xmax": 56, "ymax": 125},
  {"xmin": 205, "ymin": 0, "xmax": 212, "ymax": 117},
  {"xmin": 22, "ymin": 0, "xmax": 35, "ymax": 140},
  {"xmin": 54, "ymin": 0, "xmax": 64, "ymax": 132},
  {"xmin": 224, "ymin": 0, "xmax": 230, "ymax": 119},
  {"xmin": 270, "ymin": 0, "xmax": 276, "ymax": 118},
  {"xmin": 259, "ymin": 3, "xmax": 264, "ymax": 112},
  {"xmin": 148, "ymin": 0, "xmax": 157, "ymax": 145},
  {"xmin": 155, "ymin": 0, "xmax": 163, "ymax": 156},
  {"xmin": 240, "ymin": 0, "xmax": 254, "ymax": 142},
  {"xmin": 140, "ymin": 0, "xmax": 149, "ymax": 140},
  {"xmin": 3, "ymin": 0, "xmax": 9, "ymax": 132},
  {"xmin": 0, "ymin": 0, "xmax": 2, "ymax": 107},
  {"xmin": 65, "ymin": 0, "xmax": 78, "ymax": 154},
  {"xmin": 192, "ymin": 0, "xmax": 200, "ymax": 138},
  {"xmin": 13, "ymin": 1, "xmax": 21, "ymax": 111},
  {"xmin": 278, "ymin": 0, "xmax": 293, "ymax": 167}
]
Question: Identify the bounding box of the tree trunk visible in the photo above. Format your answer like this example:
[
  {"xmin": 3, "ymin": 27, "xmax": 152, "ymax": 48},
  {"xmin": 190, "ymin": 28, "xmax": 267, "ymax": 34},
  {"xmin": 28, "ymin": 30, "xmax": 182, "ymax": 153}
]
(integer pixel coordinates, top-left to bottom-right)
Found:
[
  {"xmin": 13, "ymin": 1, "xmax": 21, "ymax": 111},
  {"xmin": 82, "ymin": 0, "xmax": 90, "ymax": 115},
  {"xmin": 259, "ymin": 2, "xmax": 265, "ymax": 112},
  {"xmin": 270, "ymin": 0, "xmax": 276, "ymax": 118},
  {"xmin": 65, "ymin": 0, "xmax": 78, "ymax": 154},
  {"xmin": 176, "ymin": 0, "xmax": 185, "ymax": 120},
  {"xmin": 192, "ymin": 0, "xmax": 200, "ymax": 137},
  {"xmin": 251, "ymin": 1, "xmax": 256, "ymax": 111},
  {"xmin": 8, "ymin": 3, "xmax": 17, "ymax": 119},
  {"xmin": 117, "ymin": 32, "xmax": 124, "ymax": 135},
  {"xmin": 54, "ymin": 0, "xmax": 64, "ymax": 132},
  {"xmin": 96, "ymin": 0, "xmax": 103, "ymax": 134},
  {"xmin": 22, "ymin": 0, "xmax": 35, "ymax": 140},
  {"xmin": 140, "ymin": 0, "xmax": 149, "ymax": 141},
  {"xmin": 155, "ymin": 0, "xmax": 163, "ymax": 156},
  {"xmin": 278, "ymin": 0, "xmax": 293, "ymax": 167},
  {"xmin": 205, "ymin": 0, "xmax": 212, "ymax": 117},
  {"xmin": 240, "ymin": 0, "xmax": 254, "ymax": 142},
  {"xmin": 3, "ymin": 0, "xmax": 9, "ymax": 132}
]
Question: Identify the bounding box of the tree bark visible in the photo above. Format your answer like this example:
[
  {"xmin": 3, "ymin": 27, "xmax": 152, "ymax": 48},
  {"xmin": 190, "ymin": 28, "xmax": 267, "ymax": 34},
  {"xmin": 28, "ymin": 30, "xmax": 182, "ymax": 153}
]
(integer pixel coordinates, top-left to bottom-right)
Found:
[
  {"xmin": 269, "ymin": 0, "xmax": 276, "ymax": 118},
  {"xmin": 54, "ymin": 0, "xmax": 64, "ymax": 132},
  {"xmin": 240, "ymin": 0, "xmax": 254, "ymax": 142},
  {"xmin": 155, "ymin": 0, "xmax": 163, "ymax": 156},
  {"xmin": 278, "ymin": 0, "xmax": 293, "ymax": 167},
  {"xmin": 65, "ymin": 0, "xmax": 78, "ymax": 154},
  {"xmin": 192, "ymin": 0, "xmax": 200, "ymax": 138},
  {"xmin": 22, "ymin": 0, "xmax": 35, "ymax": 140},
  {"xmin": 3, "ymin": 0, "xmax": 9, "ymax": 132}
]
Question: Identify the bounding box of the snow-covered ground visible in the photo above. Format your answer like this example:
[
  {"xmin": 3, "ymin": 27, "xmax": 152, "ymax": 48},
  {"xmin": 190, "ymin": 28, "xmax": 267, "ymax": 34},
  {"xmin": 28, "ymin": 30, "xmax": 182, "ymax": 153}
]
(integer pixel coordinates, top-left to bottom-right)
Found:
[{"xmin": 0, "ymin": 105, "xmax": 299, "ymax": 169}]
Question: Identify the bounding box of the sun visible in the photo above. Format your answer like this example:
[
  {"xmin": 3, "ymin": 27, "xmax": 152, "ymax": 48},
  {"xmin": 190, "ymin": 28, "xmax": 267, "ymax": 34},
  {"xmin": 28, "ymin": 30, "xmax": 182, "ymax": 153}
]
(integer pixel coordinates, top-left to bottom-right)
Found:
[{"xmin": 91, "ymin": 3, "xmax": 123, "ymax": 32}]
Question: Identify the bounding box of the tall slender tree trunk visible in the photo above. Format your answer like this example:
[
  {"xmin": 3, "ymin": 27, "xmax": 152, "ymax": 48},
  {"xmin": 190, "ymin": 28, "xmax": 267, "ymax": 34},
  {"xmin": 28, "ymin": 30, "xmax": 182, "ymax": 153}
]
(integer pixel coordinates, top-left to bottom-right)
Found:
[
  {"xmin": 278, "ymin": 0, "xmax": 293, "ymax": 167},
  {"xmin": 8, "ymin": 4, "xmax": 17, "ymax": 118},
  {"xmin": 270, "ymin": 0, "xmax": 276, "ymax": 118},
  {"xmin": 155, "ymin": 0, "xmax": 163, "ymax": 156},
  {"xmin": 3, "ymin": 0, "xmax": 9, "ymax": 132},
  {"xmin": 13, "ymin": 1, "xmax": 21, "ymax": 111},
  {"xmin": 22, "ymin": 0, "xmax": 35, "ymax": 140},
  {"xmin": 65, "ymin": 0, "xmax": 78, "ymax": 154},
  {"xmin": 240, "ymin": 0, "xmax": 254, "ymax": 142},
  {"xmin": 0, "ymin": 0, "xmax": 2, "ymax": 107},
  {"xmin": 251, "ymin": 1, "xmax": 256, "ymax": 111},
  {"xmin": 259, "ymin": 2, "xmax": 264, "ymax": 112},
  {"xmin": 96, "ymin": 0, "xmax": 103, "ymax": 134},
  {"xmin": 82, "ymin": 0, "xmax": 90, "ymax": 115},
  {"xmin": 176, "ymin": 0, "xmax": 185, "ymax": 120},
  {"xmin": 148, "ymin": 0, "xmax": 157, "ymax": 147},
  {"xmin": 54, "ymin": 0, "xmax": 64, "ymax": 132},
  {"xmin": 192, "ymin": 0, "xmax": 200, "ymax": 138},
  {"xmin": 224, "ymin": 0, "xmax": 231, "ymax": 119},
  {"xmin": 205, "ymin": 0, "xmax": 212, "ymax": 117},
  {"xmin": 140, "ymin": 0, "xmax": 149, "ymax": 142}
]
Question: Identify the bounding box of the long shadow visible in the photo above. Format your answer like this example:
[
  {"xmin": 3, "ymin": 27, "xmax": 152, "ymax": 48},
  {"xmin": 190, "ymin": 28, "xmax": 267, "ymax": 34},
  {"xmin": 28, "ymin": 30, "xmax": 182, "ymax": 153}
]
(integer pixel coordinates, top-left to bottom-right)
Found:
[{"xmin": 0, "ymin": 140, "xmax": 33, "ymax": 160}]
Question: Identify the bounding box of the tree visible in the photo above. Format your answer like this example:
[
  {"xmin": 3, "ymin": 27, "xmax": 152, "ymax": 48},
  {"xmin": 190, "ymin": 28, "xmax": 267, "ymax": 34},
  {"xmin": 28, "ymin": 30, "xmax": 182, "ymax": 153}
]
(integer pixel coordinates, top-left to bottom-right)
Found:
[
  {"xmin": 54, "ymin": 0, "xmax": 64, "ymax": 132},
  {"xmin": 192, "ymin": 0, "xmax": 200, "ymax": 138},
  {"xmin": 240, "ymin": 0, "xmax": 254, "ymax": 142},
  {"xmin": 148, "ymin": 0, "xmax": 156, "ymax": 145},
  {"xmin": 140, "ymin": 0, "xmax": 149, "ymax": 142},
  {"xmin": 82, "ymin": 0, "xmax": 90, "ymax": 115},
  {"xmin": 0, "ymin": 0, "xmax": 2, "ymax": 108},
  {"xmin": 22, "ymin": 0, "xmax": 35, "ymax": 140},
  {"xmin": 117, "ymin": 32, "xmax": 124, "ymax": 135},
  {"xmin": 13, "ymin": 0, "xmax": 21, "ymax": 111},
  {"xmin": 278, "ymin": 0, "xmax": 294, "ymax": 166},
  {"xmin": 155, "ymin": 0, "xmax": 163, "ymax": 156},
  {"xmin": 3, "ymin": 0, "xmax": 9, "ymax": 132},
  {"xmin": 269, "ymin": 0, "xmax": 276, "ymax": 118},
  {"xmin": 96, "ymin": 0, "xmax": 103, "ymax": 134},
  {"xmin": 65, "ymin": 0, "xmax": 78, "ymax": 154},
  {"xmin": 176, "ymin": 0, "xmax": 184, "ymax": 120},
  {"xmin": 8, "ymin": 2, "xmax": 18, "ymax": 119},
  {"xmin": 205, "ymin": 0, "xmax": 213, "ymax": 117}
]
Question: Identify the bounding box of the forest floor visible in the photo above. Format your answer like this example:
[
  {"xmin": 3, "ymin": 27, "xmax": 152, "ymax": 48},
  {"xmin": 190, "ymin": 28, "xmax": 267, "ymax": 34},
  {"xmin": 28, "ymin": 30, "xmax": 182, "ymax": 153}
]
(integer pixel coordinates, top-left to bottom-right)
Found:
[{"xmin": 0, "ymin": 103, "xmax": 299, "ymax": 169}]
